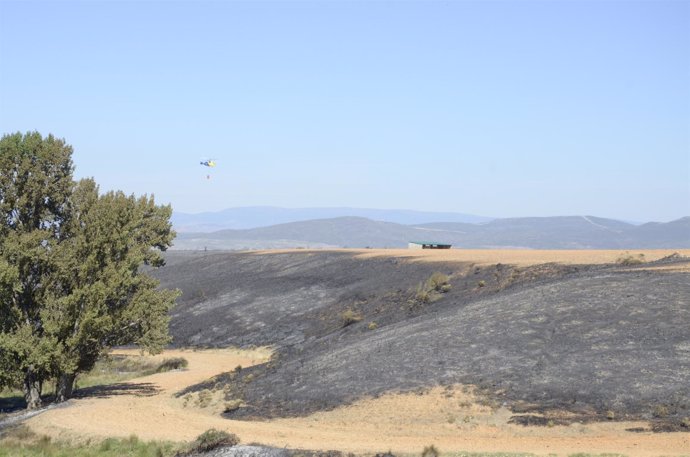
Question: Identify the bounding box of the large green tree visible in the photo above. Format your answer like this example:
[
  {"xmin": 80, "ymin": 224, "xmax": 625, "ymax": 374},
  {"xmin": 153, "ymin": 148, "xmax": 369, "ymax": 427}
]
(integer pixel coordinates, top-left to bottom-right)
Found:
[
  {"xmin": 0, "ymin": 132, "xmax": 74, "ymax": 408},
  {"xmin": 0, "ymin": 132, "xmax": 178, "ymax": 408}
]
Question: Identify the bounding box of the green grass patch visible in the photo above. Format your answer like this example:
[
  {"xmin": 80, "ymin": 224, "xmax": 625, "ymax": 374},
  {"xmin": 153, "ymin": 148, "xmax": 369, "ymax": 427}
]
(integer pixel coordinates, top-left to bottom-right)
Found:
[
  {"xmin": 74, "ymin": 356, "xmax": 161, "ymax": 390},
  {"xmin": 0, "ymin": 428, "xmax": 177, "ymax": 457},
  {"xmin": 155, "ymin": 357, "xmax": 188, "ymax": 373},
  {"xmin": 77, "ymin": 355, "xmax": 189, "ymax": 389}
]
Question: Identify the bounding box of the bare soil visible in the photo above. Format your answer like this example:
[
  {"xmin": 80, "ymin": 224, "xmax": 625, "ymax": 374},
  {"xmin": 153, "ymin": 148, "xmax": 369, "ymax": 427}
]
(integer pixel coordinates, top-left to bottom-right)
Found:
[{"xmin": 25, "ymin": 348, "xmax": 270, "ymax": 442}]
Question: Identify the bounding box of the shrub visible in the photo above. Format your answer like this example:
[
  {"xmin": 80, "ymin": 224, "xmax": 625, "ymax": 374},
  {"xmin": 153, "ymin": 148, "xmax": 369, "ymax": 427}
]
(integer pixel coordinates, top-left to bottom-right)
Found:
[
  {"xmin": 156, "ymin": 357, "xmax": 188, "ymax": 373},
  {"xmin": 341, "ymin": 309, "xmax": 363, "ymax": 327},
  {"xmin": 421, "ymin": 445, "xmax": 440, "ymax": 457},
  {"xmin": 186, "ymin": 429, "xmax": 239, "ymax": 454},
  {"xmin": 616, "ymin": 252, "xmax": 646, "ymax": 265},
  {"xmin": 477, "ymin": 280, "xmax": 486, "ymax": 288},
  {"xmin": 196, "ymin": 389, "xmax": 213, "ymax": 408},
  {"xmin": 681, "ymin": 417, "xmax": 690, "ymax": 428},
  {"xmin": 368, "ymin": 321, "xmax": 378, "ymax": 330},
  {"xmin": 414, "ymin": 272, "xmax": 452, "ymax": 304},
  {"xmin": 224, "ymin": 399, "xmax": 242, "ymax": 413},
  {"xmin": 415, "ymin": 282, "xmax": 432, "ymax": 303},
  {"xmin": 653, "ymin": 404, "xmax": 669, "ymax": 418},
  {"xmin": 427, "ymin": 272, "xmax": 450, "ymax": 291},
  {"xmin": 606, "ymin": 410, "xmax": 615, "ymax": 420}
]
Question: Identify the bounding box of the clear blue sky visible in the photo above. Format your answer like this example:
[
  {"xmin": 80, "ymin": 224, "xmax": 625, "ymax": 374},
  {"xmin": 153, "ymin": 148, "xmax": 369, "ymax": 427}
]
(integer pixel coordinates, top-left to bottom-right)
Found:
[{"xmin": 1, "ymin": 1, "xmax": 688, "ymax": 221}]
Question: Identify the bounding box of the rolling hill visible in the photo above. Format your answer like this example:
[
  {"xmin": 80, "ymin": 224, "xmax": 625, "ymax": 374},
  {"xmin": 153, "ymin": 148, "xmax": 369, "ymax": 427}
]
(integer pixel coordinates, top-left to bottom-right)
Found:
[
  {"xmin": 172, "ymin": 215, "xmax": 690, "ymax": 250},
  {"xmin": 155, "ymin": 250, "xmax": 690, "ymax": 430}
]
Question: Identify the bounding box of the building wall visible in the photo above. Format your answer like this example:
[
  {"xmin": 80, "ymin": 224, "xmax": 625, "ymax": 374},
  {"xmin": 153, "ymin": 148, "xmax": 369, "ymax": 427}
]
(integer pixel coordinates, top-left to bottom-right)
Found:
[{"xmin": 408, "ymin": 242, "xmax": 424, "ymax": 249}]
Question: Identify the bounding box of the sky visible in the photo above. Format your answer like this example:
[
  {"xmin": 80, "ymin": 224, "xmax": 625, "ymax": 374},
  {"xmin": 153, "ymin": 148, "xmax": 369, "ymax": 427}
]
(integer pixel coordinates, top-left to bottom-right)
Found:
[{"xmin": 0, "ymin": 1, "xmax": 688, "ymax": 222}]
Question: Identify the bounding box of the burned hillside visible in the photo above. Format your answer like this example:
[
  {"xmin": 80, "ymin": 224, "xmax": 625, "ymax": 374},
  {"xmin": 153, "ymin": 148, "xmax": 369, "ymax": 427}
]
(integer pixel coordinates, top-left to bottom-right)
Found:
[{"xmin": 155, "ymin": 251, "xmax": 690, "ymax": 430}]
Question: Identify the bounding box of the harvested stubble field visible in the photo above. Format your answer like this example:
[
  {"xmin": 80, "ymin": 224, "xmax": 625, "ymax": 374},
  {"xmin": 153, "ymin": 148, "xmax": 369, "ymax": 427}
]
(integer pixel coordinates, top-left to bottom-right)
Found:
[
  {"xmin": 8, "ymin": 249, "xmax": 690, "ymax": 456},
  {"xmin": 283, "ymin": 248, "xmax": 690, "ymax": 267}
]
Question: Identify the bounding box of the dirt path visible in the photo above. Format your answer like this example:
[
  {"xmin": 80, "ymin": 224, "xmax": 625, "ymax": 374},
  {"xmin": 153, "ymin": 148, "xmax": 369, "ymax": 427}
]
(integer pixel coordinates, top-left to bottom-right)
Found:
[
  {"xmin": 25, "ymin": 349, "xmax": 689, "ymax": 456},
  {"xmin": 26, "ymin": 348, "xmax": 271, "ymax": 442}
]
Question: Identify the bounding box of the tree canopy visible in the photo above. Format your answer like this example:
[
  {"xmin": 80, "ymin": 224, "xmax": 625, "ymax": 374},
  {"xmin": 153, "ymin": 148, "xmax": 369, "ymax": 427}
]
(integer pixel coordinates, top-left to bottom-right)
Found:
[{"xmin": 0, "ymin": 132, "xmax": 178, "ymax": 408}]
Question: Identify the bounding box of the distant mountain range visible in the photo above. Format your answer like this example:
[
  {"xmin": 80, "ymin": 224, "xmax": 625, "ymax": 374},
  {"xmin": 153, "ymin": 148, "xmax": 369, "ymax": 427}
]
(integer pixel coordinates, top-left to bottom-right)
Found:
[
  {"xmin": 171, "ymin": 206, "xmax": 493, "ymax": 232},
  {"xmin": 172, "ymin": 214, "xmax": 690, "ymax": 250}
]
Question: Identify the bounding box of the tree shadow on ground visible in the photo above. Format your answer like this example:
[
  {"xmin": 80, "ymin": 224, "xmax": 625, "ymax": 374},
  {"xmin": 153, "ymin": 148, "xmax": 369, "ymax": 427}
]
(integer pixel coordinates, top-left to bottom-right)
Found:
[
  {"xmin": 0, "ymin": 382, "xmax": 160, "ymax": 430},
  {"xmin": 0, "ymin": 395, "xmax": 25, "ymax": 414},
  {"xmin": 74, "ymin": 382, "xmax": 160, "ymax": 399},
  {"xmin": 1, "ymin": 381, "xmax": 160, "ymax": 416}
]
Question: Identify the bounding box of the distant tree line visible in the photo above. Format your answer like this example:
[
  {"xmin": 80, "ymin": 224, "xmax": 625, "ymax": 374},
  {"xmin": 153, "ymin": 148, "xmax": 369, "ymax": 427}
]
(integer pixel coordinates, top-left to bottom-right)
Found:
[{"xmin": 0, "ymin": 132, "xmax": 179, "ymax": 409}]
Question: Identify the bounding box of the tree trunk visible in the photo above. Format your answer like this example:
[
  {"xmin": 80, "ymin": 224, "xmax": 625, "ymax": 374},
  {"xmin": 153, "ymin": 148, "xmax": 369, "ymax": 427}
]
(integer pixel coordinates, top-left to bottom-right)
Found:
[
  {"xmin": 23, "ymin": 368, "xmax": 42, "ymax": 410},
  {"xmin": 55, "ymin": 373, "xmax": 76, "ymax": 403}
]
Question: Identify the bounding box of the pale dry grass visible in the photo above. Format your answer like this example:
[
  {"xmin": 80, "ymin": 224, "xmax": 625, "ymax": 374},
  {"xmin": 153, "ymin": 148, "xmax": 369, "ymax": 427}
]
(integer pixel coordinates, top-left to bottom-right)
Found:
[
  {"xmin": 25, "ymin": 349, "xmax": 690, "ymax": 457},
  {"xmin": 620, "ymin": 263, "xmax": 690, "ymax": 273},
  {"xmin": 253, "ymin": 248, "xmax": 690, "ymax": 267}
]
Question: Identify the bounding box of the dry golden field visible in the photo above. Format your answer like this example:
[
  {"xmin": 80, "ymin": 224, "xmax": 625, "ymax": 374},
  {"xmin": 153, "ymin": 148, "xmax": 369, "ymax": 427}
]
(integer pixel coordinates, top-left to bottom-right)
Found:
[{"xmin": 256, "ymin": 248, "xmax": 690, "ymax": 268}]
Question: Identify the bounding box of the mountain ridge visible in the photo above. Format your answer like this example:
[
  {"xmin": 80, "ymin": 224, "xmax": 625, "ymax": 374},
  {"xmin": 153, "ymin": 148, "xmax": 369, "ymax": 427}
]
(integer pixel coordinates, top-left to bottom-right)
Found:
[
  {"xmin": 172, "ymin": 215, "xmax": 690, "ymax": 250},
  {"xmin": 172, "ymin": 206, "xmax": 493, "ymax": 232}
]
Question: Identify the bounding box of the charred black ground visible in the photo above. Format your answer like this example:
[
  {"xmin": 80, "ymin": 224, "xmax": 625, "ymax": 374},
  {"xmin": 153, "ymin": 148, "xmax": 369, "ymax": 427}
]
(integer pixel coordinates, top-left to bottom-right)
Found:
[{"xmin": 155, "ymin": 251, "xmax": 690, "ymax": 431}]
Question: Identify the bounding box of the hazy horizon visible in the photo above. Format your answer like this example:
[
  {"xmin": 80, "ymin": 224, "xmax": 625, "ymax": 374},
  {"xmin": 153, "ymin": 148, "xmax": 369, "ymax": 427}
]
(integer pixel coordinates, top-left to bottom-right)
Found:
[
  {"xmin": 172, "ymin": 204, "xmax": 688, "ymax": 225},
  {"xmin": 173, "ymin": 206, "xmax": 682, "ymax": 225},
  {"xmin": 1, "ymin": 1, "xmax": 688, "ymax": 221}
]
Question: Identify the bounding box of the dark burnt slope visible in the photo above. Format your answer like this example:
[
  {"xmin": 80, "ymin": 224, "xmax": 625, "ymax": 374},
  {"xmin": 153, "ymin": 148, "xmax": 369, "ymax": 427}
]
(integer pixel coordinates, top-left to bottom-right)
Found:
[
  {"xmin": 156, "ymin": 251, "xmax": 466, "ymax": 347},
  {"xmin": 232, "ymin": 270, "xmax": 689, "ymax": 427},
  {"xmin": 157, "ymin": 251, "xmax": 690, "ymax": 428}
]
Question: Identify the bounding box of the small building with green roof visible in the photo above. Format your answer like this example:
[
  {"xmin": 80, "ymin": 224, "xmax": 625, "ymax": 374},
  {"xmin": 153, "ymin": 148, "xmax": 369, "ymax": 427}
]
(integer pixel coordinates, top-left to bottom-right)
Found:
[{"xmin": 408, "ymin": 241, "xmax": 452, "ymax": 249}]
